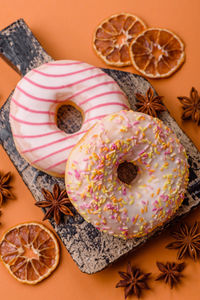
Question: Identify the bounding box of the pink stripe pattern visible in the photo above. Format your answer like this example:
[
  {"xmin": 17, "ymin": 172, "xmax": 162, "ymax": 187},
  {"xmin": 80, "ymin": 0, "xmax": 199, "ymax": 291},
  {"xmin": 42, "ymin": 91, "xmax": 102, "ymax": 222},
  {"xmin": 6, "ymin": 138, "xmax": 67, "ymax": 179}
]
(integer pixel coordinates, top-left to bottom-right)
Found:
[
  {"xmin": 10, "ymin": 60, "xmax": 129, "ymax": 176},
  {"xmin": 84, "ymin": 114, "xmax": 108, "ymax": 124},
  {"xmin": 24, "ymin": 73, "xmax": 106, "ymax": 90},
  {"xmin": 47, "ymin": 61, "xmax": 83, "ymax": 66},
  {"xmin": 12, "ymin": 98, "xmax": 55, "ymax": 115},
  {"xmin": 69, "ymin": 81, "xmax": 117, "ymax": 100},
  {"xmin": 21, "ymin": 130, "xmax": 87, "ymax": 153},
  {"xmin": 13, "ymin": 131, "xmax": 61, "ymax": 139},
  {"xmin": 33, "ymin": 66, "xmax": 96, "ymax": 77},
  {"xmin": 46, "ymin": 158, "xmax": 68, "ymax": 170},
  {"xmin": 10, "ymin": 114, "xmax": 54, "ymax": 126},
  {"xmin": 32, "ymin": 144, "xmax": 75, "ymax": 164},
  {"xmin": 85, "ymin": 102, "xmax": 129, "ymax": 114},
  {"xmin": 79, "ymin": 91, "xmax": 125, "ymax": 106},
  {"xmin": 17, "ymin": 86, "xmax": 57, "ymax": 103},
  {"xmin": 16, "ymin": 80, "xmax": 117, "ymax": 103}
]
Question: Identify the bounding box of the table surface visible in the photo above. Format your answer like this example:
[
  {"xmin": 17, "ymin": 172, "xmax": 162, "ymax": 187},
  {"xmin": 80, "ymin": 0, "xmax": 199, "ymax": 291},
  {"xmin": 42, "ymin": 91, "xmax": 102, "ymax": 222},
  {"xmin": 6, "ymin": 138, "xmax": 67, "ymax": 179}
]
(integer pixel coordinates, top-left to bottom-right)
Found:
[{"xmin": 0, "ymin": 0, "xmax": 200, "ymax": 299}]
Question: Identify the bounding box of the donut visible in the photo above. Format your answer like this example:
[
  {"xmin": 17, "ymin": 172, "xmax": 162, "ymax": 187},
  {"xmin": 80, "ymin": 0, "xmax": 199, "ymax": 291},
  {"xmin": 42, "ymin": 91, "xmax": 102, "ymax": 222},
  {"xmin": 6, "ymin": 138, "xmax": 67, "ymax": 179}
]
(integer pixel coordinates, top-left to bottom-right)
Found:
[
  {"xmin": 9, "ymin": 60, "xmax": 130, "ymax": 177},
  {"xmin": 65, "ymin": 110, "xmax": 189, "ymax": 239}
]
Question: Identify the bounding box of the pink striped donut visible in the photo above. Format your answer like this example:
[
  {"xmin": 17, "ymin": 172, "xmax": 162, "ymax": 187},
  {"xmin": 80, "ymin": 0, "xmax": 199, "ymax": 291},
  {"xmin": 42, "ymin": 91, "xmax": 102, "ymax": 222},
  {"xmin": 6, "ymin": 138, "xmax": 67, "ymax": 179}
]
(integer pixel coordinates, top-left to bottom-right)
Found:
[{"xmin": 9, "ymin": 60, "xmax": 130, "ymax": 177}]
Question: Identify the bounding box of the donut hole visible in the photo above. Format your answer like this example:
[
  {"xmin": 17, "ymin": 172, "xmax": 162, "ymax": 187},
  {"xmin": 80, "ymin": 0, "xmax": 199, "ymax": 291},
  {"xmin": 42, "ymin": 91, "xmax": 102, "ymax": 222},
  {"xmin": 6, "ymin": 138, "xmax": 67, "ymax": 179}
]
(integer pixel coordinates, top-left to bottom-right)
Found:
[
  {"xmin": 117, "ymin": 161, "xmax": 138, "ymax": 185},
  {"xmin": 56, "ymin": 105, "xmax": 83, "ymax": 134}
]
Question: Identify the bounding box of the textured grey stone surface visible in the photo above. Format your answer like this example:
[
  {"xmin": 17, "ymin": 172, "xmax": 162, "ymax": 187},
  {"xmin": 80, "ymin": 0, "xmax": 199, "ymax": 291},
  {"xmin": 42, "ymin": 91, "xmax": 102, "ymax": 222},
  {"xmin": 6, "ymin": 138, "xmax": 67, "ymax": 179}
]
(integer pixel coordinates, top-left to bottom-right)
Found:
[
  {"xmin": 0, "ymin": 19, "xmax": 200, "ymax": 274},
  {"xmin": 0, "ymin": 18, "xmax": 52, "ymax": 75}
]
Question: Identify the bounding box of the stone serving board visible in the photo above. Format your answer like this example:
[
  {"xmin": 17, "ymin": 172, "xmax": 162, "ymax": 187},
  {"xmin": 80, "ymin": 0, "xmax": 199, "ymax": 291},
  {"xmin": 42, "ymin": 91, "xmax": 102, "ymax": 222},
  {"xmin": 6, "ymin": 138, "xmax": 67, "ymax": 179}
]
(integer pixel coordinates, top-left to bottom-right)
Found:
[{"xmin": 0, "ymin": 19, "xmax": 200, "ymax": 274}]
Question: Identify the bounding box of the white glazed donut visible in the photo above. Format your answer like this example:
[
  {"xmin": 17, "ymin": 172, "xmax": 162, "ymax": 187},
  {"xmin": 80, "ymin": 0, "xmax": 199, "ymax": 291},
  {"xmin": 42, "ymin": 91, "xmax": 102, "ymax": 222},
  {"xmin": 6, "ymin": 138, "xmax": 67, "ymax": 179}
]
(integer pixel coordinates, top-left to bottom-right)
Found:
[
  {"xmin": 9, "ymin": 60, "xmax": 130, "ymax": 177},
  {"xmin": 65, "ymin": 110, "xmax": 189, "ymax": 239}
]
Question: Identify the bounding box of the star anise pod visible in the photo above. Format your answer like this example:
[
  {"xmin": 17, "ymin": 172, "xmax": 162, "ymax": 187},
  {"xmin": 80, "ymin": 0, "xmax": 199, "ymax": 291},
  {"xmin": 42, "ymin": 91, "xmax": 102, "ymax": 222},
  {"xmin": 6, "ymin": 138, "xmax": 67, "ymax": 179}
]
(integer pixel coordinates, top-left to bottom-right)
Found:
[
  {"xmin": 35, "ymin": 184, "xmax": 74, "ymax": 225},
  {"xmin": 135, "ymin": 87, "xmax": 166, "ymax": 117},
  {"xmin": 116, "ymin": 262, "xmax": 151, "ymax": 298},
  {"xmin": 178, "ymin": 87, "xmax": 200, "ymax": 124},
  {"xmin": 166, "ymin": 222, "xmax": 200, "ymax": 260},
  {"xmin": 156, "ymin": 261, "xmax": 185, "ymax": 288},
  {"xmin": 0, "ymin": 171, "xmax": 14, "ymax": 207}
]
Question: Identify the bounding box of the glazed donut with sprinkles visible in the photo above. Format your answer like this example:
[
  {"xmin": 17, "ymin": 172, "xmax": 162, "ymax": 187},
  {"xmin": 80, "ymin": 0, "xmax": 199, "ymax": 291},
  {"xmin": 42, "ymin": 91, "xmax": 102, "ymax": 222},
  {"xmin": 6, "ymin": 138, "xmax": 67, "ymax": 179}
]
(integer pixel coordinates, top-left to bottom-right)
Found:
[
  {"xmin": 65, "ymin": 110, "xmax": 189, "ymax": 239},
  {"xmin": 9, "ymin": 60, "xmax": 129, "ymax": 177}
]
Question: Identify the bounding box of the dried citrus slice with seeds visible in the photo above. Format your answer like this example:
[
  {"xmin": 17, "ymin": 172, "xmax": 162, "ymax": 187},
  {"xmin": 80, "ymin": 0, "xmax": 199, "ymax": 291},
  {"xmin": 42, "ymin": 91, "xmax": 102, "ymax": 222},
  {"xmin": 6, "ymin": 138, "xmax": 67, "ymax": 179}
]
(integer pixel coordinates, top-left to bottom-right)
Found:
[
  {"xmin": 0, "ymin": 222, "xmax": 59, "ymax": 284},
  {"xmin": 93, "ymin": 13, "xmax": 147, "ymax": 66},
  {"xmin": 129, "ymin": 28, "xmax": 185, "ymax": 78}
]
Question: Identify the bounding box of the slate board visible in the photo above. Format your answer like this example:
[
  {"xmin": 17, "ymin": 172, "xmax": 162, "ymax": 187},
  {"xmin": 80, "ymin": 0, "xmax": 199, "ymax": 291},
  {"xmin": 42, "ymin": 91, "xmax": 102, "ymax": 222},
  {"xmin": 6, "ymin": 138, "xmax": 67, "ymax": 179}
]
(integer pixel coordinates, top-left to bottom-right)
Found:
[{"xmin": 0, "ymin": 19, "xmax": 200, "ymax": 274}]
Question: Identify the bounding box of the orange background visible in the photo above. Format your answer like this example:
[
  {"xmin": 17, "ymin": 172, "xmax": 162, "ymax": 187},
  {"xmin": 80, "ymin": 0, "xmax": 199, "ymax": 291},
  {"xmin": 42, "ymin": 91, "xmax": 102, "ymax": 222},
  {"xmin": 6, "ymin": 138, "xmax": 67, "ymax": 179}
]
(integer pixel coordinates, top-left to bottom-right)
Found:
[{"xmin": 0, "ymin": 0, "xmax": 200, "ymax": 299}]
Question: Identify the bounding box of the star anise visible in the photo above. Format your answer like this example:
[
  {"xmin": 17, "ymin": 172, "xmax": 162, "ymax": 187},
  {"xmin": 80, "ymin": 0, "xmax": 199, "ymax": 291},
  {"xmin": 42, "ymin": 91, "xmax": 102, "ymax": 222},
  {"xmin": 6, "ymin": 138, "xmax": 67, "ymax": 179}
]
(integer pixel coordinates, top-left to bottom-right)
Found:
[
  {"xmin": 166, "ymin": 222, "xmax": 200, "ymax": 260},
  {"xmin": 156, "ymin": 261, "xmax": 185, "ymax": 288},
  {"xmin": 116, "ymin": 262, "xmax": 151, "ymax": 298},
  {"xmin": 178, "ymin": 87, "xmax": 200, "ymax": 124},
  {"xmin": 35, "ymin": 184, "xmax": 74, "ymax": 225},
  {"xmin": 0, "ymin": 171, "xmax": 14, "ymax": 207},
  {"xmin": 135, "ymin": 87, "xmax": 166, "ymax": 117}
]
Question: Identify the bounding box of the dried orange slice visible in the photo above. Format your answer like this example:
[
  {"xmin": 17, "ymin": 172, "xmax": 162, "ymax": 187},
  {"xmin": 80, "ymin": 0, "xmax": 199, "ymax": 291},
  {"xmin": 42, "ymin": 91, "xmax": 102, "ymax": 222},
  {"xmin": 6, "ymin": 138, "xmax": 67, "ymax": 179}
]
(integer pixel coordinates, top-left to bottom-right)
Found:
[
  {"xmin": 129, "ymin": 28, "xmax": 185, "ymax": 78},
  {"xmin": 0, "ymin": 222, "xmax": 59, "ymax": 284},
  {"xmin": 93, "ymin": 13, "xmax": 147, "ymax": 67}
]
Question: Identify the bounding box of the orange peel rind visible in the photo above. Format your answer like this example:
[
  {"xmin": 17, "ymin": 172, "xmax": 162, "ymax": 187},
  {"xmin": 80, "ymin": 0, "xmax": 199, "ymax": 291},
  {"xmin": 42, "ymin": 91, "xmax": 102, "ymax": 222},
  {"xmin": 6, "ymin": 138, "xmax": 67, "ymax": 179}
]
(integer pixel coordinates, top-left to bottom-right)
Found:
[
  {"xmin": 129, "ymin": 28, "xmax": 185, "ymax": 78},
  {"xmin": 0, "ymin": 222, "xmax": 59, "ymax": 284},
  {"xmin": 93, "ymin": 12, "xmax": 147, "ymax": 67}
]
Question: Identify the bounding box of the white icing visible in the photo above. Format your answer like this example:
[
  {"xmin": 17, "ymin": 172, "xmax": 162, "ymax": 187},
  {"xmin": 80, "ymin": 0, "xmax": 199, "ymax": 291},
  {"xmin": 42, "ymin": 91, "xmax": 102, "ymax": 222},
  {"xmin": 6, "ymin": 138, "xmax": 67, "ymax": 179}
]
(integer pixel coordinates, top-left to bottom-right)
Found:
[
  {"xmin": 10, "ymin": 60, "xmax": 130, "ymax": 176},
  {"xmin": 65, "ymin": 110, "xmax": 189, "ymax": 239}
]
